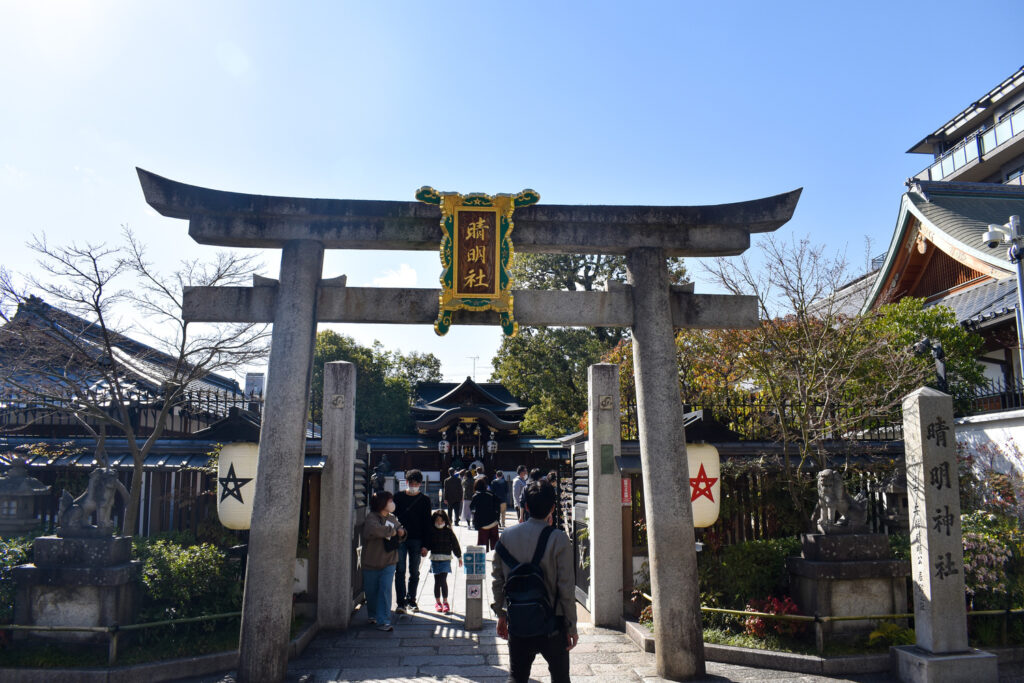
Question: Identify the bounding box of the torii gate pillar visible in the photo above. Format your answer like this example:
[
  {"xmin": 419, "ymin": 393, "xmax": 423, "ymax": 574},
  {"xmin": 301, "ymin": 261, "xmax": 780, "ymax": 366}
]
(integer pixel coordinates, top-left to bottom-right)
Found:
[
  {"xmin": 238, "ymin": 240, "xmax": 324, "ymax": 682},
  {"xmin": 628, "ymin": 247, "xmax": 704, "ymax": 678}
]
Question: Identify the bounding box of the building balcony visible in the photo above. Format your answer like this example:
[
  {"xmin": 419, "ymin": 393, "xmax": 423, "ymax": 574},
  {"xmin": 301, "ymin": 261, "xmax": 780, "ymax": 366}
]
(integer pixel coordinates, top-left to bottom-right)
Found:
[{"xmin": 915, "ymin": 106, "xmax": 1024, "ymax": 183}]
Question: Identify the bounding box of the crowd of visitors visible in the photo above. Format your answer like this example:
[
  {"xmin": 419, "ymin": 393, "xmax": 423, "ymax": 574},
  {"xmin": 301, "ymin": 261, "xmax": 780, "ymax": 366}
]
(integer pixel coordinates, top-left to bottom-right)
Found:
[{"xmin": 360, "ymin": 462, "xmax": 572, "ymax": 679}]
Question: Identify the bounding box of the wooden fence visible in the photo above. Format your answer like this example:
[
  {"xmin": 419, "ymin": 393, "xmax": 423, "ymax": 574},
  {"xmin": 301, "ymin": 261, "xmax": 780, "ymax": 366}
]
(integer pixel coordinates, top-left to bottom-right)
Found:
[{"xmin": 626, "ymin": 464, "xmax": 906, "ymax": 554}]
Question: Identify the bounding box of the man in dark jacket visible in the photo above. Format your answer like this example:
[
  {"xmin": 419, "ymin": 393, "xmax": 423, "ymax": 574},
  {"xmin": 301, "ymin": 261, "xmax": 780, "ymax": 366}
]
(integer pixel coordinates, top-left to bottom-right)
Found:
[
  {"xmin": 489, "ymin": 470, "xmax": 509, "ymax": 529},
  {"xmin": 393, "ymin": 469, "xmax": 432, "ymax": 613},
  {"xmin": 442, "ymin": 467, "xmax": 463, "ymax": 525},
  {"xmin": 470, "ymin": 477, "xmax": 501, "ymax": 551}
]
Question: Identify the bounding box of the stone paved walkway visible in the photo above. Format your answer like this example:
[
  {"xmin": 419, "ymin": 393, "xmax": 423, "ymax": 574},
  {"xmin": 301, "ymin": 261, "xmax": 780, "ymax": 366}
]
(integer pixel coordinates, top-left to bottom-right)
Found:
[{"xmin": 184, "ymin": 514, "xmax": 1024, "ymax": 682}]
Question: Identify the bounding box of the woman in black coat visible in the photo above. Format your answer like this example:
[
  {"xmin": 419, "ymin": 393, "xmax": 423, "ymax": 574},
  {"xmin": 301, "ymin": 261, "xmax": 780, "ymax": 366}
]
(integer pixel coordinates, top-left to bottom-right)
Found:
[{"xmin": 469, "ymin": 477, "xmax": 501, "ymax": 551}]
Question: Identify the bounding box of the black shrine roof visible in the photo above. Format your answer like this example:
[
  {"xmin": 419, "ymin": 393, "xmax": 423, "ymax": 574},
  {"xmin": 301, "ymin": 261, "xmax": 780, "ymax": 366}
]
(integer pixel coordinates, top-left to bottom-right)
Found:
[
  {"xmin": 192, "ymin": 407, "xmax": 263, "ymax": 443},
  {"xmin": 412, "ymin": 377, "xmax": 526, "ymax": 433}
]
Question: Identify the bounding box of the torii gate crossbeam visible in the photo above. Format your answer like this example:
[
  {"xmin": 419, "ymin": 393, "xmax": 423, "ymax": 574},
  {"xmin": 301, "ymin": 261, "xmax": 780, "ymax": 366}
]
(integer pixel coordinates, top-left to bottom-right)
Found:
[{"xmin": 137, "ymin": 168, "xmax": 800, "ymax": 683}]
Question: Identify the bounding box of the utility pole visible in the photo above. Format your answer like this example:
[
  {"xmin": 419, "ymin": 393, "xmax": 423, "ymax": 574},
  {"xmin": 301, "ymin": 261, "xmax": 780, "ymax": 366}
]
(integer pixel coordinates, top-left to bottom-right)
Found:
[{"xmin": 467, "ymin": 355, "xmax": 479, "ymax": 380}]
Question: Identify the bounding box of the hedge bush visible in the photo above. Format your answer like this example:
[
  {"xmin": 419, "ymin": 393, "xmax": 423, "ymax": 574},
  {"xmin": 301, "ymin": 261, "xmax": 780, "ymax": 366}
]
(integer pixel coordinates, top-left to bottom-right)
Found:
[
  {"xmin": 0, "ymin": 536, "xmax": 33, "ymax": 625},
  {"xmin": 134, "ymin": 538, "xmax": 242, "ymax": 623},
  {"xmin": 699, "ymin": 536, "xmax": 801, "ymax": 610}
]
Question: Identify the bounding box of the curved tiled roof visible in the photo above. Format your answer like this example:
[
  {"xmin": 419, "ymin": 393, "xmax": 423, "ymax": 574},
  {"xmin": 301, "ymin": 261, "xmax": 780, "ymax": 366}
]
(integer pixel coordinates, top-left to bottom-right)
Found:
[
  {"xmin": 927, "ymin": 276, "xmax": 1018, "ymax": 329},
  {"xmin": 909, "ymin": 182, "xmax": 1024, "ymax": 263},
  {"xmin": 863, "ymin": 181, "xmax": 1024, "ymax": 312},
  {"xmin": 0, "ymin": 296, "xmax": 241, "ymax": 397}
]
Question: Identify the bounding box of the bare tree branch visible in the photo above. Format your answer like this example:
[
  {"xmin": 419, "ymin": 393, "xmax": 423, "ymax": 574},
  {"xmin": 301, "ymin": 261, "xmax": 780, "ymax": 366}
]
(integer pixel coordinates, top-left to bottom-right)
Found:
[{"xmin": 0, "ymin": 230, "xmax": 269, "ymax": 534}]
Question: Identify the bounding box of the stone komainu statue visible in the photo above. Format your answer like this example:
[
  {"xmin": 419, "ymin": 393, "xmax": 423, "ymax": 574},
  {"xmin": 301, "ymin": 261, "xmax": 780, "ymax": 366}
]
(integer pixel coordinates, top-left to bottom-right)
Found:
[
  {"xmin": 57, "ymin": 465, "xmax": 130, "ymax": 537},
  {"xmin": 812, "ymin": 468, "xmax": 869, "ymax": 534}
]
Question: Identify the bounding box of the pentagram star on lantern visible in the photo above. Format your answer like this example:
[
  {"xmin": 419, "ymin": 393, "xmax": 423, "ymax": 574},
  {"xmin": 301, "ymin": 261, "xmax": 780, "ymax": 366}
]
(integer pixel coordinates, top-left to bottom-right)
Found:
[
  {"xmin": 219, "ymin": 462, "xmax": 253, "ymax": 504},
  {"xmin": 689, "ymin": 463, "xmax": 718, "ymax": 503}
]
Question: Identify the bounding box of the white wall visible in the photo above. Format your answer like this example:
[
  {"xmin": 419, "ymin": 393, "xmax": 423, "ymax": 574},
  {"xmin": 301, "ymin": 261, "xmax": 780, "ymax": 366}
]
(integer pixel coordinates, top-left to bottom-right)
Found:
[{"xmin": 955, "ymin": 410, "xmax": 1024, "ymax": 499}]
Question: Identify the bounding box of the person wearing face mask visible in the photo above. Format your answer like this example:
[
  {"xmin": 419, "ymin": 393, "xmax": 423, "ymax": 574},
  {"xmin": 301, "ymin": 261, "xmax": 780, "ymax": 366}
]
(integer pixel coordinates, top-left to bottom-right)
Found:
[
  {"xmin": 362, "ymin": 490, "xmax": 405, "ymax": 631},
  {"xmin": 393, "ymin": 469, "xmax": 432, "ymax": 613},
  {"xmin": 421, "ymin": 509, "xmax": 462, "ymax": 613}
]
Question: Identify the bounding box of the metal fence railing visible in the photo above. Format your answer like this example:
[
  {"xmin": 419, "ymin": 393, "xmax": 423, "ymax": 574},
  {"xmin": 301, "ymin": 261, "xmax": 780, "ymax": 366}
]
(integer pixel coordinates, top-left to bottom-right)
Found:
[
  {"xmin": 621, "ymin": 395, "xmax": 903, "ymax": 443},
  {"xmin": 0, "ymin": 611, "xmax": 242, "ymax": 666},
  {"xmin": 0, "ymin": 390, "xmax": 318, "ymax": 439},
  {"xmin": 634, "ymin": 591, "xmax": 1024, "ymax": 654},
  {"xmin": 959, "ymin": 377, "xmax": 1024, "ymax": 416}
]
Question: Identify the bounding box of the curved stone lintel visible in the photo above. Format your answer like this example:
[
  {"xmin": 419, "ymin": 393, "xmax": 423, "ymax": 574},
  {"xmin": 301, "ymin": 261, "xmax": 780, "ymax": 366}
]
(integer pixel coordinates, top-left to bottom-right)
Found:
[{"xmin": 137, "ymin": 168, "xmax": 801, "ymax": 256}]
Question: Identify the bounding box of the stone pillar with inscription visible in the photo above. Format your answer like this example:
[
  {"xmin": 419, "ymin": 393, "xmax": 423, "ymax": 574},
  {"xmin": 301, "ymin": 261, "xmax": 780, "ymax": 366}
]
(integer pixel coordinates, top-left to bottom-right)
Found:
[
  {"xmin": 893, "ymin": 387, "xmax": 996, "ymax": 683},
  {"xmin": 587, "ymin": 363, "xmax": 623, "ymax": 628}
]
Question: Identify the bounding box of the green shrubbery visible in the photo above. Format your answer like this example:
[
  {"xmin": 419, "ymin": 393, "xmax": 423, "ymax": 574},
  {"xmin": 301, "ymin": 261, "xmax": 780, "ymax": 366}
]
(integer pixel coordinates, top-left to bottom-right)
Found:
[
  {"xmin": 1, "ymin": 534, "xmax": 241, "ymax": 630},
  {"xmin": 133, "ymin": 537, "xmax": 242, "ymax": 626},
  {"xmin": 698, "ymin": 536, "xmax": 801, "ymax": 610},
  {"xmin": 0, "ymin": 535, "xmax": 33, "ymax": 626},
  {"xmin": 957, "ymin": 510, "xmax": 1024, "ymax": 645}
]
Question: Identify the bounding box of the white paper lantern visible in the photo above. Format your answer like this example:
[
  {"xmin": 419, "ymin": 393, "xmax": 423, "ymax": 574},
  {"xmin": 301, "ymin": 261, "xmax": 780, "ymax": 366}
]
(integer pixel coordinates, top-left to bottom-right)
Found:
[
  {"xmin": 686, "ymin": 443, "xmax": 720, "ymax": 528},
  {"xmin": 217, "ymin": 442, "xmax": 259, "ymax": 530}
]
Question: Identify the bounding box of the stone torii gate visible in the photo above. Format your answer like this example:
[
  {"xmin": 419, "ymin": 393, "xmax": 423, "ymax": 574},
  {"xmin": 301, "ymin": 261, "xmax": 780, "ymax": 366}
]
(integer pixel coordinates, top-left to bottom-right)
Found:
[{"xmin": 137, "ymin": 168, "xmax": 799, "ymax": 682}]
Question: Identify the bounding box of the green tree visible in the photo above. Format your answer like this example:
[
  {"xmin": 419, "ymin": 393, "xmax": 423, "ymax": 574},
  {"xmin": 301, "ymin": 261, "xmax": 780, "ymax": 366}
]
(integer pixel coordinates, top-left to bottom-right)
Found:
[
  {"xmin": 390, "ymin": 350, "xmax": 443, "ymax": 387},
  {"xmin": 491, "ymin": 253, "xmax": 686, "ymax": 437},
  {"xmin": 310, "ymin": 331, "xmax": 441, "ymax": 435},
  {"xmin": 491, "ymin": 327, "xmax": 610, "ymax": 437},
  {"xmin": 865, "ymin": 297, "xmax": 985, "ymax": 400},
  {"xmin": 694, "ymin": 235, "xmax": 986, "ymax": 523}
]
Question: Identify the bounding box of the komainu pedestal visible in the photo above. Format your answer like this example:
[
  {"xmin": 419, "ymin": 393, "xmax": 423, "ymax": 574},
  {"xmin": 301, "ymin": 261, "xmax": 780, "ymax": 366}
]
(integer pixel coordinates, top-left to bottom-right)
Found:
[
  {"xmin": 13, "ymin": 535, "xmax": 139, "ymax": 643},
  {"xmin": 788, "ymin": 533, "xmax": 909, "ymax": 649},
  {"xmin": 788, "ymin": 469, "xmax": 910, "ymax": 649}
]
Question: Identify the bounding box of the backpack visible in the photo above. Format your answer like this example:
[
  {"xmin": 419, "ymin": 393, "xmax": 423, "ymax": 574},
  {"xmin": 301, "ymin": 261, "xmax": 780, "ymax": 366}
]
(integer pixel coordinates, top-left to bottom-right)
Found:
[{"xmin": 494, "ymin": 525, "xmax": 558, "ymax": 638}]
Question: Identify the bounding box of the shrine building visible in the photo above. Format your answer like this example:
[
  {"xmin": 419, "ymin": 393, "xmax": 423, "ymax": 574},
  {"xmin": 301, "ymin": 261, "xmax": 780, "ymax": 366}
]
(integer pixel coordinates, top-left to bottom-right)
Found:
[{"xmin": 863, "ymin": 65, "xmax": 1024, "ymax": 384}]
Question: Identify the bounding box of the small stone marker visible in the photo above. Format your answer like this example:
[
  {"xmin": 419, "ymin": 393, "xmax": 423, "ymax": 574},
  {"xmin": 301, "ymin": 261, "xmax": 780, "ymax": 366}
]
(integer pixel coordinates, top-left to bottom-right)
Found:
[
  {"xmin": 894, "ymin": 387, "xmax": 996, "ymax": 683},
  {"xmin": 464, "ymin": 545, "xmax": 486, "ymax": 631}
]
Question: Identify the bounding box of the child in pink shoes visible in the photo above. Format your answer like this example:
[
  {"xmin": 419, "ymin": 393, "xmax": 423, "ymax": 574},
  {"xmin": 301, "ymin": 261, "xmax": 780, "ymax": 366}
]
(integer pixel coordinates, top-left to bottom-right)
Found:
[{"xmin": 422, "ymin": 510, "xmax": 462, "ymax": 613}]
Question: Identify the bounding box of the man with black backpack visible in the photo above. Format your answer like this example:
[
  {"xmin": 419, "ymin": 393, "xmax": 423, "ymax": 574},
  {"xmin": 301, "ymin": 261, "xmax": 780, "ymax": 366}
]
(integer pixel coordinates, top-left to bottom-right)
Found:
[{"xmin": 491, "ymin": 480, "xmax": 577, "ymax": 683}]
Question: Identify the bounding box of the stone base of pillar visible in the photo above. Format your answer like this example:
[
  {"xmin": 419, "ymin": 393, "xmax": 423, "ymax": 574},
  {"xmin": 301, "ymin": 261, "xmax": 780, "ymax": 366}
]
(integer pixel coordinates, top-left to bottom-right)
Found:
[{"xmin": 891, "ymin": 645, "xmax": 997, "ymax": 683}]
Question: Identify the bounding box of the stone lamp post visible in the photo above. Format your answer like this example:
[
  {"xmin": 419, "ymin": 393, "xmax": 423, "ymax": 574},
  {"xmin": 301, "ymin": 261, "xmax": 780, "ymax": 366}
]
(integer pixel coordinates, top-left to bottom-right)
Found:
[{"xmin": 0, "ymin": 457, "xmax": 50, "ymax": 537}]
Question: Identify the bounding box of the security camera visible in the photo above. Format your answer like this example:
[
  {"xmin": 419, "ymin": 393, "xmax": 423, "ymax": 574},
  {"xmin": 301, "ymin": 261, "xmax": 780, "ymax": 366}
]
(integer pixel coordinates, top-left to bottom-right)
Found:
[{"xmin": 983, "ymin": 228, "xmax": 1004, "ymax": 249}]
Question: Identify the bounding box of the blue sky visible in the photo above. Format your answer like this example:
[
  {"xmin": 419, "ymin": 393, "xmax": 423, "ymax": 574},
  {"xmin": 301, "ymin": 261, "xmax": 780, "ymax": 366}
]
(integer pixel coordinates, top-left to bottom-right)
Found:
[{"xmin": 2, "ymin": 1, "xmax": 1022, "ymax": 382}]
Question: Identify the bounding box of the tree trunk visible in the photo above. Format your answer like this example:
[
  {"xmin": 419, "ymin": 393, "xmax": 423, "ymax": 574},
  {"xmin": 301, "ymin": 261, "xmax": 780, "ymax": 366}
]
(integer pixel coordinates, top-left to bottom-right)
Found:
[{"xmin": 123, "ymin": 452, "xmax": 145, "ymax": 536}]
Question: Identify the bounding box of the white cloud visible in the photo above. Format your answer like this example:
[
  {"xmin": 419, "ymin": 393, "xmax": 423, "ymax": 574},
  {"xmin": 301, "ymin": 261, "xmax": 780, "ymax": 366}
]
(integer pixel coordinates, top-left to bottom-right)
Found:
[{"xmin": 372, "ymin": 263, "xmax": 417, "ymax": 287}]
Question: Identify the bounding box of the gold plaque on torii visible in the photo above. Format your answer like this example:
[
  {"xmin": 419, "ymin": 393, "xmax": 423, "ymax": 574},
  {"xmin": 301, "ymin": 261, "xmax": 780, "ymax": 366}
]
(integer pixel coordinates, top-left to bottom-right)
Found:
[{"xmin": 415, "ymin": 186, "xmax": 539, "ymax": 336}]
